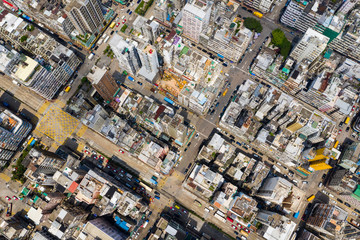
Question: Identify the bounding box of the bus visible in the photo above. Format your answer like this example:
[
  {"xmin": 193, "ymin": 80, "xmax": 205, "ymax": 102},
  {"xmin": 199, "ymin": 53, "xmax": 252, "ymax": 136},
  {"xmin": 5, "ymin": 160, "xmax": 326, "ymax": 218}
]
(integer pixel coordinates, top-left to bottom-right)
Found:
[
  {"xmin": 194, "ymin": 200, "xmax": 202, "ymax": 207},
  {"xmin": 110, "ymin": 21, "xmax": 116, "ymax": 29},
  {"xmin": 214, "ymin": 213, "xmax": 227, "ymax": 223},
  {"xmin": 307, "ymin": 195, "xmax": 315, "ymax": 202},
  {"xmin": 334, "ymin": 140, "xmax": 339, "ymax": 149},
  {"xmin": 253, "ymin": 11, "xmax": 263, "ymax": 18},
  {"xmin": 345, "ymin": 117, "xmax": 350, "ymax": 124},
  {"xmin": 164, "ymin": 97, "xmax": 174, "ymax": 105},
  {"xmin": 139, "ymin": 182, "xmax": 153, "ymax": 193}
]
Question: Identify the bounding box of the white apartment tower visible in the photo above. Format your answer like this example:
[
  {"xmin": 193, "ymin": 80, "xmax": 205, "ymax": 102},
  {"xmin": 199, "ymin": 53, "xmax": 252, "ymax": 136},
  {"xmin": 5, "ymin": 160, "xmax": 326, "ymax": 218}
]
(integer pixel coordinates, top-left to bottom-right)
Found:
[
  {"xmin": 243, "ymin": 0, "xmax": 275, "ymax": 13},
  {"xmin": 256, "ymin": 177, "xmax": 292, "ymax": 205},
  {"xmin": 66, "ymin": 0, "xmax": 104, "ymax": 35},
  {"xmin": 181, "ymin": 0, "xmax": 212, "ymax": 42},
  {"xmin": 338, "ymin": 0, "xmax": 359, "ymax": 14},
  {"xmin": 290, "ymin": 28, "xmax": 329, "ymax": 64}
]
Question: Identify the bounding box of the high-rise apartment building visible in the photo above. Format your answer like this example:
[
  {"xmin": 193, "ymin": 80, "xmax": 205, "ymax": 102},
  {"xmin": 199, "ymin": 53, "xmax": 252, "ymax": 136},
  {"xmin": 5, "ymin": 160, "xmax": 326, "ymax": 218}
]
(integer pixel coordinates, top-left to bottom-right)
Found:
[
  {"xmin": 181, "ymin": 0, "xmax": 212, "ymax": 42},
  {"xmin": 200, "ymin": 26, "xmax": 253, "ymax": 62},
  {"xmin": 243, "ymin": 0, "xmax": 275, "ymax": 13},
  {"xmin": 307, "ymin": 204, "xmax": 348, "ymax": 237},
  {"xmin": 290, "ymin": 28, "xmax": 329, "ymax": 64},
  {"xmin": 338, "ymin": 0, "xmax": 359, "ymax": 14},
  {"xmin": 280, "ymin": 0, "xmax": 322, "ymax": 33},
  {"xmin": 109, "ymin": 34, "xmax": 159, "ymax": 82},
  {"xmin": 257, "ymin": 177, "xmax": 292, "ymax": 205},
  {"xmin": 0, "ymin": 108, "xmax": 32, "ymax": 165},
  {"xmin": 65, "ymin": 0, "xmax": 104, "ymax": 35},
  {"xmin": 329, "ymin": 18, "xmax": 360, "ymax": 62},
  {"xmin": 80, "ymin": 218, "xmax": 128, "ymax": 240},
  {"xmin": 87, "ymin": 66, "xmax": 119, "ymax": 103},
  {"xmin": 256, "ymin": 210, "xmax": 297, "ymax": 240},
  {"xmin": 0, "ymin": 10, "xmax": 81, "ymax": 99}
]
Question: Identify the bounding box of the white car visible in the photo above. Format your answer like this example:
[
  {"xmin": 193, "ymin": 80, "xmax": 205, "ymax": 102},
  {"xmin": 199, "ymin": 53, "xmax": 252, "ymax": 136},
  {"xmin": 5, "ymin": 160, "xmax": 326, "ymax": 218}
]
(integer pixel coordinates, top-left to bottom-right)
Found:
[{"xmin": 195, "ymin": 133, "xmax": 199, "ymax": 138}]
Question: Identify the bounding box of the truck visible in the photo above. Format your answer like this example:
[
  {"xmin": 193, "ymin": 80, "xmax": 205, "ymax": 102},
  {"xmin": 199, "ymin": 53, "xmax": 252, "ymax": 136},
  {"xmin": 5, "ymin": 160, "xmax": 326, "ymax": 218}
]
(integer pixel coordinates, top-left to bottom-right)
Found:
[
  {"xmin": 88, "ymin": 53, "xmax": 95, "ymax": 60},
  {"xmin": 128, "ymin": 76, "xmax": 134, "ymax": 81},
  {"xmin": 110, "ymin": 21, "xmax": 116, "ymax": 28},
  {"xmin": 97, "ymin": 39, "xmax": 103, "ymax": 45}
]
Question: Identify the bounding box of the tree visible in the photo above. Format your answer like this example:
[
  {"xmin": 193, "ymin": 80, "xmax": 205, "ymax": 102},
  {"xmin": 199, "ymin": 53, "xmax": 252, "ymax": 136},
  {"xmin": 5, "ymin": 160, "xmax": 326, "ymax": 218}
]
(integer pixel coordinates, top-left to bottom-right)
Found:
[
  {"xmin": 20, "ymin": 35, "xmax": 28, "ymax": 42},
  {"xmin": 243, "ymin": 17, "xmax": 263, "ymax": 33},
  {"xmin": 280, "ymin": 39, "xmax": 291, "ymax": 58},
  {"xmin": 271, "ymin": 28, "xmax": 286, "ymax": 46},
  {"xmin": 81, "ymin": 77, "xmax": 88, "ymax": 84},
  {"xmin": 27, "ymin": 24, "xmax": 34, "ymax": 31}
]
